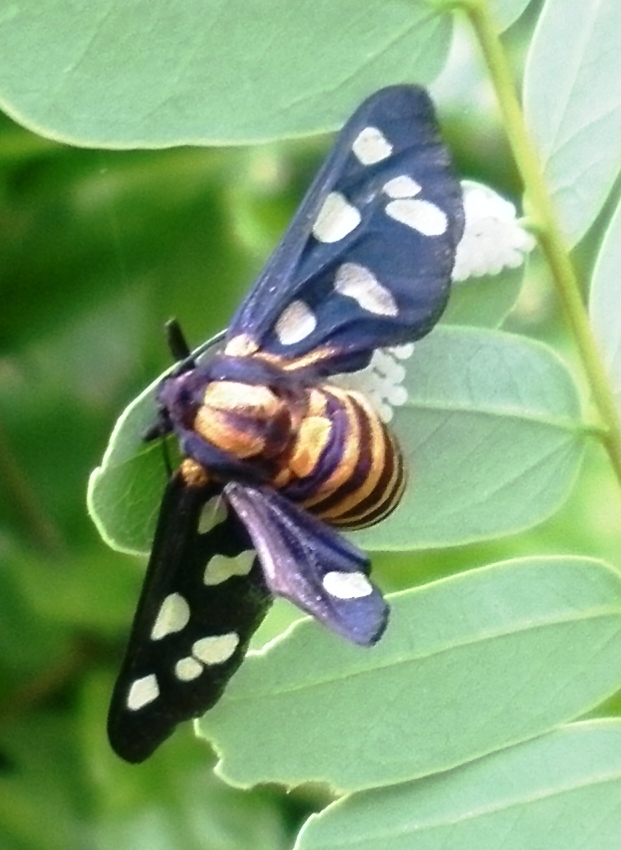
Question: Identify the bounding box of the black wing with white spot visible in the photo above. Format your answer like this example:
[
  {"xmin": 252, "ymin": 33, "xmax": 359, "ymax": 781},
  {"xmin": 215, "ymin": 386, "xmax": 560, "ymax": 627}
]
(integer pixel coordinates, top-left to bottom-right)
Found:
[
  {"xmin": 226, "ymin": 482, "xmax": 388, "ymax": 646},
  {"xmin": 107, "ymin": 472, "xmax": 271, "ymax": 763},
  {"xmin": 227, "ymin": 85, "xmax": 464, "ymax": 374}
]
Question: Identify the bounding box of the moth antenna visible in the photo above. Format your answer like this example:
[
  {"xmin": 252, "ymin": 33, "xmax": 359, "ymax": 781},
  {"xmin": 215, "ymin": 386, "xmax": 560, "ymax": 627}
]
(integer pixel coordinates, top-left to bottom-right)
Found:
[{"xmin": 165, "ymin": 318, "xmax": 192, "ymax": 362}]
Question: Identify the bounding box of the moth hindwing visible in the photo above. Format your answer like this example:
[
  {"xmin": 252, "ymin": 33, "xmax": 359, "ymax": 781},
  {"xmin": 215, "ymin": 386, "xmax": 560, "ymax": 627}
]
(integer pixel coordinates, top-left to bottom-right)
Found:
[{"xmin": 107, "ymin": 85, "xmax": 463, "ymax": 761}]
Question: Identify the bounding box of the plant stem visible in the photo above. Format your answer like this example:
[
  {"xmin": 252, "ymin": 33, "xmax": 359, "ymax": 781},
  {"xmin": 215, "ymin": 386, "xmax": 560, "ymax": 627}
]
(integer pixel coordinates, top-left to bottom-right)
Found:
[{"xmin": 456, "ymin": 0, "xmax": 621, "ymax": 486}]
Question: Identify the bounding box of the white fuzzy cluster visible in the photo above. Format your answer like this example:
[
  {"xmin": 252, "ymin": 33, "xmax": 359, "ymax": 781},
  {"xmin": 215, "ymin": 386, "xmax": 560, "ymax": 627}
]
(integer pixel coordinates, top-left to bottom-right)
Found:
[
  {"xmin": 452, "ymin": 180, "xmax": 535, "ymax": 281},
  {"xmin": 331, "ymin": 343, "xmax": 414, "ymax": 423}
]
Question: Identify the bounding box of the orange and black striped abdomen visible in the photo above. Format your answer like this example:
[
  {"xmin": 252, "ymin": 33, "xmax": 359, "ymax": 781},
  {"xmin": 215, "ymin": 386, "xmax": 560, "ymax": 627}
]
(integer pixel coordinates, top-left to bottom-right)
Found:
[{"xmin": 281, "ymin": 385, "xmax": 405, "ymax": 530}]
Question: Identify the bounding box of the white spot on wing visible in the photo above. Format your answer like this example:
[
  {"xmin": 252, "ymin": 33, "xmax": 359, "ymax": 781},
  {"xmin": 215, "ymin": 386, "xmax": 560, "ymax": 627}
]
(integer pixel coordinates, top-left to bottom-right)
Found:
[
  {"xmin": 274, "ymin": 300, "xmax": 317, "ymax": 345},
  {"xmin": 386, "ymin": 198, "xmax": 447, "ymax": 236},
  {"xmin": 312, "ymin": 192, "xmax": 361, "ymax": 243},
  {"xmin": 192, "ymin": 633, "xmax": 239, "ymax": 665},
  {"xmin": 204, "ymin": 550, "xmax": 255, "ymax": 585},
  {"xmin": 151, "ymin": 593, "xmax": 190, "ymax": 640},
  {"xmin": 198, "ymin": 496, "xmax": 227, "ymax": 535},
  {"xmin": 127, "ymin": 674, "xmax": 159, "ymax": 710},
  {"xmin": 352, "ymin": 126, "xmax": 393, "ymax": 165},
  {"xmin": 334, "ymin": 262, "xmax": 398, "ymax": 317},
  {"xmin": 383, "ymin": 176, "xmax": 421, "ymax": 198},
  {"xmin": 323, "ymin": 571, "xmax": 373, "ymax": 599},
  {"xmin": 175, "ymin": 656, "xmax": 203, "ymax": 681},
  {"xmin": 173, "ymin": 633, "xmax": 240, "ymax": 682}
]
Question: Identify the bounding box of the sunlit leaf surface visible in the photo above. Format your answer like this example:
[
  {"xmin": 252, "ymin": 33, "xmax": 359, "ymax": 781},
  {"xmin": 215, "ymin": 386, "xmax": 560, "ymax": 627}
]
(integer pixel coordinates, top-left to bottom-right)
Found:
[
  {"xmin": 524, "ymin": 0, "xmax": 621, "ymax": 245},
  {"xmin": 201, "ymin": 557, "xmax": 621, "ymax": 791},
  {"xmin": 0, "ymin": 0, "xmax": 451, "ymax": 146},
  {"xmin": 296, "ymin": 721, "xmax": 621, "ymax": 850}
]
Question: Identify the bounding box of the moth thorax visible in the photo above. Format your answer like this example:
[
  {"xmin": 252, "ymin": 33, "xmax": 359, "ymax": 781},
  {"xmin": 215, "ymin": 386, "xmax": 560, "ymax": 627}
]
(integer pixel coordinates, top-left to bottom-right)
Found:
[{"xmin": 193, "ymin": 380, "xmax": 293, "ymax": 460}]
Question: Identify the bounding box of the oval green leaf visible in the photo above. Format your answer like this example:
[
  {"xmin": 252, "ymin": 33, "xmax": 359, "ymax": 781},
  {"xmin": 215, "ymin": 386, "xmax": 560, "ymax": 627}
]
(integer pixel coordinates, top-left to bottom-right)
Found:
[
  {"xmin": 296, "ymin": 720, "xmax": 621, "ymax": 850},
  {"xmin": 492, "ymin": 0, "xmax": 533, "ymax": 30},
  {"xmin": 352, "ymin": 325, "xmax": 585, "ymax": 551},
  {"xmin": 523, "ymin": 0, "xmax": 621, "ymax": 245},
  {"xmin": 200, "ymin": 557, "xmax": 621, "ymax": 791},
  {"xmin": 88, "ymin": 326, "xmax": 586, "ymax": 554},
  {"xmin": 0, "ymin": 1, "xmax": 452, "ymax": 147},
  {"xmin": 442, "ymin": 265, "xmax": 524, "ymax": 328},
  {"xmin": 87, "ymin": 334, "xmax": 223, "ymax": 554}
]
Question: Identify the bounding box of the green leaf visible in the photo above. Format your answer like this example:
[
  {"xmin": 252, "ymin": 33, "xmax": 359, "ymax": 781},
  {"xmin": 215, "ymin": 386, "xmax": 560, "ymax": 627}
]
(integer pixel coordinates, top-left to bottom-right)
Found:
[
  {"xmin": 441, "ymin": 266, "xmax": 524, "ymax": 328},
  {"xmin": 87, "ymin": 334, "xmax": 223, "ymax": 554},
  {"xmin": 295, "ymin": 720, "xmax": 621, "ymax": 850},
  {"xmin": 87, "ymin": 373, "xmax": 171, "ymax": 556},
  {"xmin": 0, "ymin": 1, "xmax": 452, "ymax": 147},
  {"xmin": 492, "ymin": 0, "xmax": 534, "ymax": 31},
  {"xmin": 89, "ymin": 325, "xmax": 586, "ymax": 554},
  {"xmin": 352, "ymin": 326, "xmax": 585, "ymax": 551},
  {"xmin": 200, "ymin": 557, "xmax": 621, "ymax": 791},
  {"xmin": 523, "ymin": 0, "xmax": 621, "ymax": 245},
  {"xmin": 590, "ymin": 194, "xmax": 621, "ymax": 410}
]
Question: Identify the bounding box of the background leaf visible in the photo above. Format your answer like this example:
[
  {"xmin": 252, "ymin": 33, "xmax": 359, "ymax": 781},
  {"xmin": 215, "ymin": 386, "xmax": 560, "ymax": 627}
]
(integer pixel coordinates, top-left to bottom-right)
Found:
[
  {"xmin": 492, "ymin": 0, "xmax": 534, "ymax": 31},
  {"xmin": 0, "ymin": 0, "xmax": 452, "ymax": 147},
  {"xmin": 201, "ymin": 557, "xmax": 621, "ymax": 791},
  {"xmin": 523, "ymin": 0, "xmax": 621, "ymax": 245},
  {"xmin": 442, "ymin": 266, "xmax": 524, "ymax": 328},
  {"xmin": 88, "ymin": 325, "xmax": 587, "ymax": 554},
  {"xmin": 87, "ymin": 336, "xmax": 224, "ymax": 555},
  {"xmin": 295, "ymin": 720, "xmax": 621, "ymax": 850},
  {"xmin": 352, "ymin": 325, "xmax": 586, "ymax": 550}
]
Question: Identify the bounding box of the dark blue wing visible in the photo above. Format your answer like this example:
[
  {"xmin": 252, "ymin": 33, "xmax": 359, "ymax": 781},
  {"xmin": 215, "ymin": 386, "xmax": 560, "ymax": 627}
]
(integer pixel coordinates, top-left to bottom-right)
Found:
[
  {"xmin": 226, "ymin": 85, "xmax": 464, "ymax": 374},
  {"xmin": 107, "ymin": 473, "xmax": 271, "ymax": 763},
  {"xmin": 225, "ymin": 481, "xmax": 388, "ymax": 646}
]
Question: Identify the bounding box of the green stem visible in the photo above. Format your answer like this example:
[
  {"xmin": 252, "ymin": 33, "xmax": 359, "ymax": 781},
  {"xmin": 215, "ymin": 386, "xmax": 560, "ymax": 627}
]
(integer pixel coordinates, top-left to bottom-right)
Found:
[{"xmin": 456, "ymin": 0, "xmax": 621, "ymax": 486}]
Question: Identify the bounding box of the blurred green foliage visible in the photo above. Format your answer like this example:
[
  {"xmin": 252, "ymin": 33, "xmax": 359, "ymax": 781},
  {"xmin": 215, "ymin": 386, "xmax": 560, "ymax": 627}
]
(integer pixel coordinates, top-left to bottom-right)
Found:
[
  {"xmin": 0, "ymin": 119, "xmax": 329, "ymax": 848},
  {"xmin": 0, "ymin": 115, "xmax": 331, "ymax": 850}
]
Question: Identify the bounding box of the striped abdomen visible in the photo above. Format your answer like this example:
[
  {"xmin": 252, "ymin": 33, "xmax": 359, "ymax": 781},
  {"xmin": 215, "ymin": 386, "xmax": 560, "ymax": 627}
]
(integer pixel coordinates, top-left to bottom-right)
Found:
[
  {"xmin": 279, "ymin": 385, "xmax": 405, "ymax": 530},
  {"xmin": 190, "ymin": 374, "xmax": 405, "ymax": 530}
]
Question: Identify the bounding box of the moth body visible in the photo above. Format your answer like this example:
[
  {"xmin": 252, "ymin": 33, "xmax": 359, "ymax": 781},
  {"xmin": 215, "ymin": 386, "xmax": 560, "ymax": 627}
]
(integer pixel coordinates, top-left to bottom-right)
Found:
[{"xmin": 160, "ymin": 353, "xmax": 405, "ymax": 531}]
